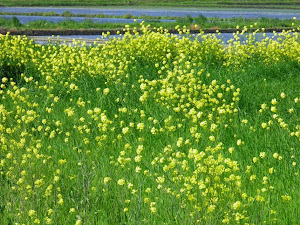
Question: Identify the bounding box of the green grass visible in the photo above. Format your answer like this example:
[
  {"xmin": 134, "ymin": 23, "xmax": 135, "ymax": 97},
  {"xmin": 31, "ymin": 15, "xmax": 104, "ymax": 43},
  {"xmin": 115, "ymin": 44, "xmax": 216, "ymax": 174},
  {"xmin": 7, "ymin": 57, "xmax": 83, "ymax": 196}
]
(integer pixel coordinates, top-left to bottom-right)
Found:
[{"xmin": 0, "ymin": 25, "xmax": 300, "ymax": 224}]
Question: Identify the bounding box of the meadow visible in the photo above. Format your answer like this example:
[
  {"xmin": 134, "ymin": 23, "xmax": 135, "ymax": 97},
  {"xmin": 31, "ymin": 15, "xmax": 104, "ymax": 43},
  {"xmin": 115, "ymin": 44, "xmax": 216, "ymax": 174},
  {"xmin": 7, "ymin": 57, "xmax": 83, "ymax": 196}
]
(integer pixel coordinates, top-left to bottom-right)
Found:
[{"xmin": 0, "ymin": 23, "xmax": 300, "ymax": 224}]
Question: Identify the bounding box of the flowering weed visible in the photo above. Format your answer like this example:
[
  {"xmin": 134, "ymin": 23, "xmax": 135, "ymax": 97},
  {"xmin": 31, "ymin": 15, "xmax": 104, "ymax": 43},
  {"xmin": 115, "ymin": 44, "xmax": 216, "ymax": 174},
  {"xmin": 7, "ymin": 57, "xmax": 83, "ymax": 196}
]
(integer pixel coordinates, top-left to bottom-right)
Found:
[{"xmin": 0, "ymin": 24, "xmax": 299, "ymax": 224}]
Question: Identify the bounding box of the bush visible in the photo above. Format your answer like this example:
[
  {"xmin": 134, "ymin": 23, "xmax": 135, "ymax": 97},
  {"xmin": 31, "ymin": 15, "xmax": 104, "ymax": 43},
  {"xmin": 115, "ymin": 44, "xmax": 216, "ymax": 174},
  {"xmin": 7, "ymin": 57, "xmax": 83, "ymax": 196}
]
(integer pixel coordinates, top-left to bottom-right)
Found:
[
  {"xmin": 122, "ymin": 13, "xmax": 133, "ymax": 19},
  {"xmin": 176, "ymin": 14, "xmax": 193, "ymax": 24},
  {"xmin": 12, "ymin": 16, "xmax": 21, "ymax": 28},
  {"xmin": 194, "ymin": 14, "xmax": 208, "ymax": 25},
  {"xmin": 61, "ymin": 10, "xmax": 73, "ymax": 17}
]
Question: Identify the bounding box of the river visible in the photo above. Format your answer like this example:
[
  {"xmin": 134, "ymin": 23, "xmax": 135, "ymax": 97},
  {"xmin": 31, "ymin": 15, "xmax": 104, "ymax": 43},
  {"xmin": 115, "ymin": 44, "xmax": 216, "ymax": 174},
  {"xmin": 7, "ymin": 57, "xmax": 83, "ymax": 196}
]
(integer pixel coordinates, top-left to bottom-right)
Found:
[{"xmin": 30, "ymin": 32, "xmax": 296, "ymax": 45}]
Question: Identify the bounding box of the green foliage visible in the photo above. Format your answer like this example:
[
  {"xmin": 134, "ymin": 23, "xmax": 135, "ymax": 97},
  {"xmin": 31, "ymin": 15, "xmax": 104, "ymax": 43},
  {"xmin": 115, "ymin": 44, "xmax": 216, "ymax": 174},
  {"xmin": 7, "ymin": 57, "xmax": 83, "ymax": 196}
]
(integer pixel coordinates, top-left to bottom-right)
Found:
[
  {"xmin": 0, "ymin": 58, "xmax": 24, "ymax": 84},
  {"xmin": 194, "ymin": 14, "xmax": 208, "ymax": 25},
  {"xmin": 0, "ymin": 17, "xmax": 14, "ymax": 27},
  {"xmin": 61, "ymin": 10, "xmax": 73, "ymax": 17},
  {"xmin": 12, "ymin": 16, "xmax": 22, "ymax": 27},
  {"xmin": 122, "ymin": 13, "xmax": 133, "ymax": 19},
  {"xmin": 176, "ymin": 14, "xmax": 193, "ymax": 24}
]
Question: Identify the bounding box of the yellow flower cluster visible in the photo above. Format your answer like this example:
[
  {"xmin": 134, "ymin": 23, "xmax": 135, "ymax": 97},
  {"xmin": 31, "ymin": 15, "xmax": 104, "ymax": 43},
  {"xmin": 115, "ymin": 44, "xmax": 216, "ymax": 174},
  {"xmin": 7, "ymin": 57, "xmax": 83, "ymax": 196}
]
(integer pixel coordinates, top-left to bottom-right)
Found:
[{"xmin": 0, "ymin": 24, "xmax": 299, "ymax": 224}]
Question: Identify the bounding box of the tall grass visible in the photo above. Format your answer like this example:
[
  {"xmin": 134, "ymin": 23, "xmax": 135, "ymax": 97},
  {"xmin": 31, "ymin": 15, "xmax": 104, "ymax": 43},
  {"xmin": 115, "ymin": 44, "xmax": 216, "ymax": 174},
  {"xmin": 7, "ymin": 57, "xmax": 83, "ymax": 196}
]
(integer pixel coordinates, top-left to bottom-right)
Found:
[{"xmin": 0, "ymin": 24, "xmax": 300, "ymax": 224}]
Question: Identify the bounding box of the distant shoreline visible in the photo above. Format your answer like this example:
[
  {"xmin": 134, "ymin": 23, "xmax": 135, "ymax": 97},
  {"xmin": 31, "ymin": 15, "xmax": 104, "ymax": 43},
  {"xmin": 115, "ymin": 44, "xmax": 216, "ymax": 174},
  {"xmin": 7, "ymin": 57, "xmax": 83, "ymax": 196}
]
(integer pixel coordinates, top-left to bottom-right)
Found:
[
  {"xmin": 1, "ymin": 3, "xmax": 300, "ymax": 10},
  {"xmin": 1, "ymin": 6, "xmax": 300, "ymax": 10}
]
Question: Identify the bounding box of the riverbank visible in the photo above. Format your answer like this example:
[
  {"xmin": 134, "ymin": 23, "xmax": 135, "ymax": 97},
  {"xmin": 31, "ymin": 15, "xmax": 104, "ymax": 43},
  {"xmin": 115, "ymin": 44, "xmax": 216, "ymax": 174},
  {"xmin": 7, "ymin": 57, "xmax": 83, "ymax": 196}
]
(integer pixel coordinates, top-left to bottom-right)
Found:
[
  {"xmin": 1, "ymin": 27, "xmax": 298, "ymax": 36},
  {"xmin": 1, "ymin": 15, "xmax": 299, "ymax": 34}
]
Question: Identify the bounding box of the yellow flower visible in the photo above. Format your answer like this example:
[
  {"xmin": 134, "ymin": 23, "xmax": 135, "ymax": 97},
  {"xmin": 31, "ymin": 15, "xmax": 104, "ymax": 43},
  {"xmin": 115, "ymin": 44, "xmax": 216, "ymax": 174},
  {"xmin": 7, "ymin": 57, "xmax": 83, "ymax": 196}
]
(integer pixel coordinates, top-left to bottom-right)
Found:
[
  {"xmin": 118, "ymin": 179, "xmax": 125, "ymax": 185},
  {"xmin": 281, "ymin": 195, "xmax": 291, "ymax": 202},
  {"xmin": 261, "ymin": 123, "xmax": 267, "ymax": 129},
  {"xmin": 207, "ymin": 205, "xmax": 216, "ymax": 212},
  {"xmin": 200, "ymin": 121, "xmax": 207, "ymax": 127},
  {"xmin": 269, "ymin": 168, "xmax": 275, "ymax": 174},
  {"xmin": 270, "ymin": 106, "xmax": 276, "ymax": 113},
  {"xmin": 54, "ymin": 96, "xmax": 59, "ymax": 102},
  {"xmin": 103, "ymin": 88, "xmax": 110, "ymax": 95},
  {"xmin": 232, "ymin": 201, "xmax": 241, "ymax": 210},
  {"xmin": 47, "ymin": 209, "xmax": 53, "ymax": 215},
  {"xmin": 58, "ymin": 159, "xmax": 66, "ymax": 165},
  {"xmin": 34, "ymin": 179, "xmax": 44, "ymax": 188},
  {"xmin": 237, "ymin": 139, "xmax": 243, "ymax": 146},
  {"xmin": 57, "ymin": 198, "xmax": 64, "ymax": 205},
  {"xmin": 252, "ymin": 157, "xmax": 258, "ymax": 163},
  {"xmin": 261, "ymin": 103, "xmax": 267, "ymax": 109},
  {"xmin": 54, "ymin": 176, "xmax": 59, "ymax": 183},
  {"xmin": 150, "ymin": 207, "xmax": 157, "ymax": 213},
  {"xmin": 134, "ymin": 155, "xmax": 142, "ymax": 163},
  {"xmin": 28, "ymin": 209, "xmax": 36, "ymax": 217},
  {"xmin": 241, "ymin": 119, "xmax": 248, "ymax": 124},
  {"xmin": 250, "ymin": 175, "xmax": 256, "ymax": 181},
  {"xmin": 104, "ymin": 177, "xmax": 111, "ymax": 184},
  {"xmin": 156, "ymin": 176, "xmax": 165, "ymax": 183},
  {"xmin": 6, "ymin": 153, "xmax": 12, "ymax": 159},
  {"xmin": 135, "ymin": 166, "xmax": 141, "ymax": 173},
  {"xmin": 259, "ymin": 152, "xmax": 266, "ymax": 158},
  {"xmin": 136, "ymin": 145, "xmax": 144, "ymax": 154},
  {"xmin": 2, "ymin": 77, "xmax": 8, "ymax": 83},
  {"xmin": 69, "ymin": 208, "xmax": 76, "ymax": 213},
  {"xmin": 209, "ymin": 136, "xmax": 215, "ymax": 142},
  {"xmin": 151, "ymin": 127, "xmax": 158, "ymax": 134},
  {"xmin": 75, "ymin": 220, "xmax": 82, "ymax": 225},
  {"xmin": 228, "ymin": 147, "xmax": 234, "ymax": 154},
  {"xmin": 136, "ymin": 123, "xmax": 144, "ymax": 131},
  {"xmin": 122, "ymin": 127, "xmax": 129, "ymax": 134},
  {"xmin": 128, "ymin": 183, "xmax": 133, "ymax": 189},
  {"xmin": 45, "ymin": 217, "xmax": 52, "ymax": 224}
]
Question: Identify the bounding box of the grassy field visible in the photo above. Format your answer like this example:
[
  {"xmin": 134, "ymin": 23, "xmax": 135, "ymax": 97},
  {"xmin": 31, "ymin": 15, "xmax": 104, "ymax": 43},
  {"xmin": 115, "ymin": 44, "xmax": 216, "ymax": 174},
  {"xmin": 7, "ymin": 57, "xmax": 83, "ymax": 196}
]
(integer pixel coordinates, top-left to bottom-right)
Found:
[
  {"xmin": 0, "ymin": 15, "xmax": 299, "ymax": 31},
  {"xmin": 0, "ymin": 24, "xmax": 300, "ymax": 224},
  {"xmin": 0, "ymin": 0, "xmax": 300, "ymax": 9}
]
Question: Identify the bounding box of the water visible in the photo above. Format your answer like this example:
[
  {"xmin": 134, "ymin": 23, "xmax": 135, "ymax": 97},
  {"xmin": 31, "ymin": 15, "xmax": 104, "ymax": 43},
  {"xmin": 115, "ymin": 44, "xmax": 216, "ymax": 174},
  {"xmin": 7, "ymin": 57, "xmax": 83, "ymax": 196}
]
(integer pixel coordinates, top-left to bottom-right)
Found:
[
  {"xmin": 32, "ymin": 32, "xmax": 292, "ymax": 45},
  {"xmin": 0, "ymin": 15, "xmax": 174, "ymax": 24},
  {"xmin": 1, "ymin": 7, "xmax": 300, "ymax": 19}
]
